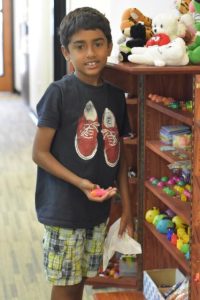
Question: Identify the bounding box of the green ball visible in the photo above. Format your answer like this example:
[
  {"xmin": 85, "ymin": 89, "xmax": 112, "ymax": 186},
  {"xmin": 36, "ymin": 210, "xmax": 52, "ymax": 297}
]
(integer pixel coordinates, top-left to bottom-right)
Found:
[
  {"xmin": 181, "ymin": 244, "xmax": 189, "ymax": 254},
  {"xmin": 161, "ymin": 176, "xmax": 168, "ymax": 182}
]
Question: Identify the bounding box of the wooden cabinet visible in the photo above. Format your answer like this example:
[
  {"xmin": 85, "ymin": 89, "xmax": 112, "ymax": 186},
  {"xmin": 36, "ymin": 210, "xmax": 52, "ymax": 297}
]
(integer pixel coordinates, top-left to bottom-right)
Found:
[{"xmin": 100, "ymin": 62, "xmax": 200, "ymax": 299}]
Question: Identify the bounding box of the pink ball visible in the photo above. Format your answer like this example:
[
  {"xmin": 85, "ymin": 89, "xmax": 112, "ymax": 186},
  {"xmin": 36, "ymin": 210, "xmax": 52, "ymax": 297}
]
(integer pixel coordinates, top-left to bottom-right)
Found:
[
  {"xmin": 167, "ymin": 179, "xmax": 175, "ymax": 185},
  {"xmin": 149, "ymin": 176, "xmax": 156, "ymax": 182},
  {"xmin": 157, "ymin": 181, "xmax": 165, "ymax": 187}
]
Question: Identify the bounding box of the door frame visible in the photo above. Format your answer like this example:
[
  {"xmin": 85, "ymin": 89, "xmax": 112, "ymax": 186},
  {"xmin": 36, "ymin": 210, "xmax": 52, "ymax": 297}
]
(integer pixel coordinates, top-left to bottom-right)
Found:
[
  {"xmin": 0, "ymin": 0, "xmax": 13, "ymax": 91},
  {"xmin": 54, "ymin": 0, "xmax": 66, "ymax": 80}
]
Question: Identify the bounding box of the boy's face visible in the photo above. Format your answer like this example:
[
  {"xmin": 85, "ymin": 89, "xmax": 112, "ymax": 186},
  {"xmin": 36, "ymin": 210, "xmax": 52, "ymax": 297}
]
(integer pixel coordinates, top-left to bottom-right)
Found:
[{"xmin": 62, "ymin": 29, "xmax": 112, "ymax": 85}]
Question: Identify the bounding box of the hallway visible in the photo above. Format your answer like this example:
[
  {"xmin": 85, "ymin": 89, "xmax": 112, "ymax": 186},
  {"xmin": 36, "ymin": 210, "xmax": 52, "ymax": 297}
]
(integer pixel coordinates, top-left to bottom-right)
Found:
[
  {"xmin": 0, "ymin": 93, "xmax": 127, "ymax": 300},
  {"xmin": 0, "ymin": 93, "xmax": 95, "ymax": 299},
  {"xmin": 0, "ymin": 93, "xmax": 52, "ymax": 299}
]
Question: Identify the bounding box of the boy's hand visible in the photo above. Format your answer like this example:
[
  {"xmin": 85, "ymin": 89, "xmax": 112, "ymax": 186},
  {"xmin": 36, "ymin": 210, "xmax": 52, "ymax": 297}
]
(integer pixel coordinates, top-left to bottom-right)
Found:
[
  {"xmin": 79, "ymin": 179, "xmax": 117, "ymax": 202},
  {"xmin": 89, "ymin": 187, "xmax": 117, "ymax": 202},
  {"xmin": 118, "ymin": 212, "xmax": 134, "ymax": 238}
]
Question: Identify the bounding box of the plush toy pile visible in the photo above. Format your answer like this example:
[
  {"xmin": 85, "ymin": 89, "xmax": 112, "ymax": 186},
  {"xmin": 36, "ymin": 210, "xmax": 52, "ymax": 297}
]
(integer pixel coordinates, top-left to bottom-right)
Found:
[
  {"xmin": 127, "ymin": 13, "xmax": 189, "ymax": 66},
  {"xmin": 117, "ymin": 3, "xmax": 200, "ymax": 65}
]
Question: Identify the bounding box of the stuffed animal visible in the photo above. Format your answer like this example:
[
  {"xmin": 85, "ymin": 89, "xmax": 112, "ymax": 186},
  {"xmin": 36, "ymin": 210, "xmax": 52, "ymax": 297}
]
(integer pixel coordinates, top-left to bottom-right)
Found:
[
  {"xmin": 175, "ymin": 0, "xmax": 196, "ymax": 44},
  {"xmin": 176, "ymin": 0, "xmax": 192, "ymax": 14},
  {"xmin": 120, "ymin": 7, "xmax": 153, "ymax": 40},
  {"xmin": 187, "ymin": 0, "xmax": 200, "ymax": 64},
  {"xmin": 128, "ymin": 37, "xmax": 189, "ymax": 66},
  {"xmin": 118, "ymin": 23, "xmax": 146, "ymax": 62},
  {"xmin": 146, "ymin": 13, "xmax": 186, "ymax": 47}
]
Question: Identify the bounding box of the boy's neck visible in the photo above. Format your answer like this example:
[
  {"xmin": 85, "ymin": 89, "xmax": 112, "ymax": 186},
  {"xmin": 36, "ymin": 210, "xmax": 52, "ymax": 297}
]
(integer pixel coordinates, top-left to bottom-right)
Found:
[{"xmin": 74, "ymin": 72, "xmax": 103, "ymax": 86}]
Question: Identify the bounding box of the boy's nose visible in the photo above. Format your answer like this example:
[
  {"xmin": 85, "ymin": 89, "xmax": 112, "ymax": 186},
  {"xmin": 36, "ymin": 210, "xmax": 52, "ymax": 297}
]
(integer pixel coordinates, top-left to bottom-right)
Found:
[{"xmin": 86, "ymin": 46, "xmax": 95, "ymax": 57}]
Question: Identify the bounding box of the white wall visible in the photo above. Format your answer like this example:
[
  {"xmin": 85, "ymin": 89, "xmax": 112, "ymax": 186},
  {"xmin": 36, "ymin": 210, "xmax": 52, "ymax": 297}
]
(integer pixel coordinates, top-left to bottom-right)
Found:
[
  {"xmin": 66, "ymin": 0, "xmax": 110, "ymax": 16},
  {"xmin": 28, "ymin": 0, "xmax": 54, "ymax": 113}
]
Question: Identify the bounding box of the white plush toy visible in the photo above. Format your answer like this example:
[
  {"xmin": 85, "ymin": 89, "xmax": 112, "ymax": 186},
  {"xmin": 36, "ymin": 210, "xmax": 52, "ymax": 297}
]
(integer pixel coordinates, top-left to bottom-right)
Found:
[
  {"xmin": 146, "ymin": 13, "xmax": 186, "ymax": 47},
  {"xmin": 151, "ymin": 13, "xmax": 186, "ymax": 40},
  {"xmin": 128, "ymin": 37, "xmax": 189, "ymax": 66}
]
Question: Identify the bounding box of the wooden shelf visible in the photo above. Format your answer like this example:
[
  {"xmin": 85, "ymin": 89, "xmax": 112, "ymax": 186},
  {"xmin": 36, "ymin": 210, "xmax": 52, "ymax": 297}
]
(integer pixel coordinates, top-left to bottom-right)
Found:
[
  {"xmin": 146, "ymin": 100, "xmax": 193, "ymax": 126},
  {"xmin": 145, "ymin": 181, "xmax": 191, "ymax": 224},
  {"xmin": 106, "ymin": 61, "xmax": 200, "ymax": 75},
  {"xmin": 85, "ymin": 275, "xmax": 137, "ymax": 288},
  {"xmin": 126, "ymin": 97, "xmax": 138, "ymax": 105},
  {"xmin": 144, "ymin": 221, "xmax": 190, "ymax": 274},
  {"xmin": 146, "ymin": 140, "xmax": 191, "ymax": 163}
]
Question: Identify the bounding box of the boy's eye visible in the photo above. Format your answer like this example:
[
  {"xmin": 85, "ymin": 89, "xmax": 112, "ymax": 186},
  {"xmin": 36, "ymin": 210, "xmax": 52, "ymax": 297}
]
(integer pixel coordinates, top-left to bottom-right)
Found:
[
  {"xmin": 75, "ymin": 44, "xmax": 84, "ymax": 50},
  {"xmin": 94, "ymin": 41, "xmax": 104, "ymax": 47}
]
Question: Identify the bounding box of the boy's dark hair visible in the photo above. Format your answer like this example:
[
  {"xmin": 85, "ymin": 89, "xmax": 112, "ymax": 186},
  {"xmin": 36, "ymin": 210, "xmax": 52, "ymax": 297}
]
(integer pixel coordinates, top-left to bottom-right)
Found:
[{"xmin": 59, "ymin": 7, "xmax": 112, "ymax": 48}]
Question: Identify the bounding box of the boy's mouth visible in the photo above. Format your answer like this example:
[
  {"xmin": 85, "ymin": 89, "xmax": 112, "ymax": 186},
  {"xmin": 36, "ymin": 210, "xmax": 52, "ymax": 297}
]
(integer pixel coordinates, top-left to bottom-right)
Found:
[{"xmin": 85, "ymin": 61, "xmax": 98, "ymax": 67}]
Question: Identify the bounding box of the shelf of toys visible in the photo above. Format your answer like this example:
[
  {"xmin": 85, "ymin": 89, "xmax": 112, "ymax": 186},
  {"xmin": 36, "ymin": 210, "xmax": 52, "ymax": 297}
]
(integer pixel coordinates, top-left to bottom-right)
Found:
[
  {"xmin": 98, "ymin": 61, "xmax": 200, "ymax": 299},
  {"xmin": 141, "ymin": 67, "xmax": 200, "ymax": 300}
]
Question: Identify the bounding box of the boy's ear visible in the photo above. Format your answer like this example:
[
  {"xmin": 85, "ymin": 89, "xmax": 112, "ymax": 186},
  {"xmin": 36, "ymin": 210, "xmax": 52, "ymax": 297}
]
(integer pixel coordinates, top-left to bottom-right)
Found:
[
  {"xmin": 61, "ymin": 46, "xmax": 70, "ymax": 61},
  {"xmin": 107, "ymin": 42, "xmax": 113, "ymax": 56}
]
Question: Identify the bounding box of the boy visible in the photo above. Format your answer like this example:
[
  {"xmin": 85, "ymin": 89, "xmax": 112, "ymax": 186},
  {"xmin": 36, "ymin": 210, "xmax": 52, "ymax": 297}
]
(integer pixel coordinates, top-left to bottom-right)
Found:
[{"xmin": 32, "ymin": 7, "xmax": 133, "ymax": 300}]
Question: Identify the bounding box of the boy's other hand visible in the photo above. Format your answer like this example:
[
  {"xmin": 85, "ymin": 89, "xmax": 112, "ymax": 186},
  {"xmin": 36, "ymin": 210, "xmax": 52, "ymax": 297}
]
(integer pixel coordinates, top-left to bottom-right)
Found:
[
  {"xmin": 118, "ymin": 213, "xmax": 134, "ymax": 238},
  {"xmin": 79, "ymin": 179, "xmax": 117, "ymax": 202}
]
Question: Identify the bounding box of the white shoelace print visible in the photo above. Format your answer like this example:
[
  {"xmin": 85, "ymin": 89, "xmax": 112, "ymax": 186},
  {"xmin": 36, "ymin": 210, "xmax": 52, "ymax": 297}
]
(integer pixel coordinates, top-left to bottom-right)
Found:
[
  {"xmin": 80, "ymin": 121, "xmax": 99, "ymax": 139},
  {"xmin": 101, "ymin": 129, "xmax": 118, "ymax": 146}
]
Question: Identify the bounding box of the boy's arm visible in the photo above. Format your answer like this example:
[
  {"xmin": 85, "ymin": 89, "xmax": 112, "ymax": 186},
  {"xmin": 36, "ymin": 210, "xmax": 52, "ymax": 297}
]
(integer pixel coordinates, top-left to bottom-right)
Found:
[
  {"xmin": 32, "ymin": 127, "xmax": 116, "ymax": 201},
  {"xmin": 117, "ymin": 139, "xmax": 134, "ymax": 237}
]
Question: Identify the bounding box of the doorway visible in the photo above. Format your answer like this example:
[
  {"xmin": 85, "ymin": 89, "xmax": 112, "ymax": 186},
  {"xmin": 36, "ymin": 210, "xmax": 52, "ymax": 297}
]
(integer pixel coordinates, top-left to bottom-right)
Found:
[
  {"xmin": 0, "ymin": 0, "xmax": 13, "ymax": 91},
  {"xmin": 54, "ymin": 0, "xmax": 66, "ymax": 80}
]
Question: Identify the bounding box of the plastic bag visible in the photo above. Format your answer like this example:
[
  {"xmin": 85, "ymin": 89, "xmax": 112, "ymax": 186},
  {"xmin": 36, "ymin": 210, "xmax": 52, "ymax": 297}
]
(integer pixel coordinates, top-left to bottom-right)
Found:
[{"xmin": 103, "ymin": 218, "xmax": 142, "ymax": 271}]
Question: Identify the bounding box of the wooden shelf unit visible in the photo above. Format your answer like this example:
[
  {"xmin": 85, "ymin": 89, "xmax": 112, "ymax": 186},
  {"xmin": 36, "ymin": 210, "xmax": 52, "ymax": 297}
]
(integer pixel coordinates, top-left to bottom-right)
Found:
[{"xmin": 102, "ymin": 62, "xmax": 200, "ymax": 299}]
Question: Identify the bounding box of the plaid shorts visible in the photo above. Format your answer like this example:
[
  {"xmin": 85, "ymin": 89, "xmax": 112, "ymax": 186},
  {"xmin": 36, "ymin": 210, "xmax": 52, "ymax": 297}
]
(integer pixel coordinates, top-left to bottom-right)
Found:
[{"xmin": 42, "ymin": 222, "xmax": 107, "ymax": 286}]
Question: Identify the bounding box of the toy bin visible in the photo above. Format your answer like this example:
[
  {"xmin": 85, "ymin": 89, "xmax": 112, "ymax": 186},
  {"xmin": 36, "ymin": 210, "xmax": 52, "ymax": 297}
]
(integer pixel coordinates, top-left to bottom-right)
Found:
[
  {"xmin": 119, "ymin": 254, "xmax": 137, "ymax": 277},
  {"xmin": 143, "ymin": 268, "xmax": 185, "ymax": 300}
]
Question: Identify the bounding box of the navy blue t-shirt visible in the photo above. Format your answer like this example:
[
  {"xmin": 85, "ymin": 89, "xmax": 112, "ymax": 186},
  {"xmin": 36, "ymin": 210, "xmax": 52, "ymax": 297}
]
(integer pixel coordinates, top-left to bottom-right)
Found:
[{"xmin": 35, "ymin": 73, "xmax": 130, "ymax": 228}]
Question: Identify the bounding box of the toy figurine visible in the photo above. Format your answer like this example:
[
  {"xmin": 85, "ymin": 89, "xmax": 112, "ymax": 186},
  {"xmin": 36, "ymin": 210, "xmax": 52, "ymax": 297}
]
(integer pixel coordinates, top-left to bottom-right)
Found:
[
  {"xmin": 156, "ymin": 218, "xmax": 174, "ymax": 234},
  {"xmin": 90, "ymin": 188, "xmax": 107, "ymax": 197},
  {"xmin": 172, "ymin": 215, "xmax": 186, "ymax": 229},
  {"xmin": 167, "ymin": 228, "xmax": 175, "ymax": 241},
  {"xmin": 145, "ymin": 207, "xmax": 160, "ymax": 223},
  {"xmin": 171, "ymin": 233, "xmax": 178, "ymax": 245},
  {"xmin": 153, "ymin": 214, "xmax": 167, "ymax": 226}
]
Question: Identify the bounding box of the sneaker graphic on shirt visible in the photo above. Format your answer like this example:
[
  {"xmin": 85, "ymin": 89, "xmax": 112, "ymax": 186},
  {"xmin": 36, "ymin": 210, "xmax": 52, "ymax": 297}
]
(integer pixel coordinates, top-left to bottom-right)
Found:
[
  {"xmin": 101, "ymin": 108, "xmax": 120, "ymax": 167},
  {"xmin": 75, "ymin": 101, "xmax": 99, "ymax": 160}
]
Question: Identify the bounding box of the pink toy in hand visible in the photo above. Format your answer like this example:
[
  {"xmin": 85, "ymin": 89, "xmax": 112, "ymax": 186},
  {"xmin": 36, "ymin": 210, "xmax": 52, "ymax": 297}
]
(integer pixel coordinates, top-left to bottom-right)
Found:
[{"xmin": 90, "ymin": 188, "xmax": 107, "ymax": 197}]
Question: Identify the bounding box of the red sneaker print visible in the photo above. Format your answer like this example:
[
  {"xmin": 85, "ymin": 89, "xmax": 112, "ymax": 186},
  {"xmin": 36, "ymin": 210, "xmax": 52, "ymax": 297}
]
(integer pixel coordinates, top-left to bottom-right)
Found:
[
  {"xmin": 101, "ymin": 108, "xmax": 120, "ymax": 167},
  {"xmin": 75, "ymin": 101, "xmax": 99, "ymax": 160}
]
